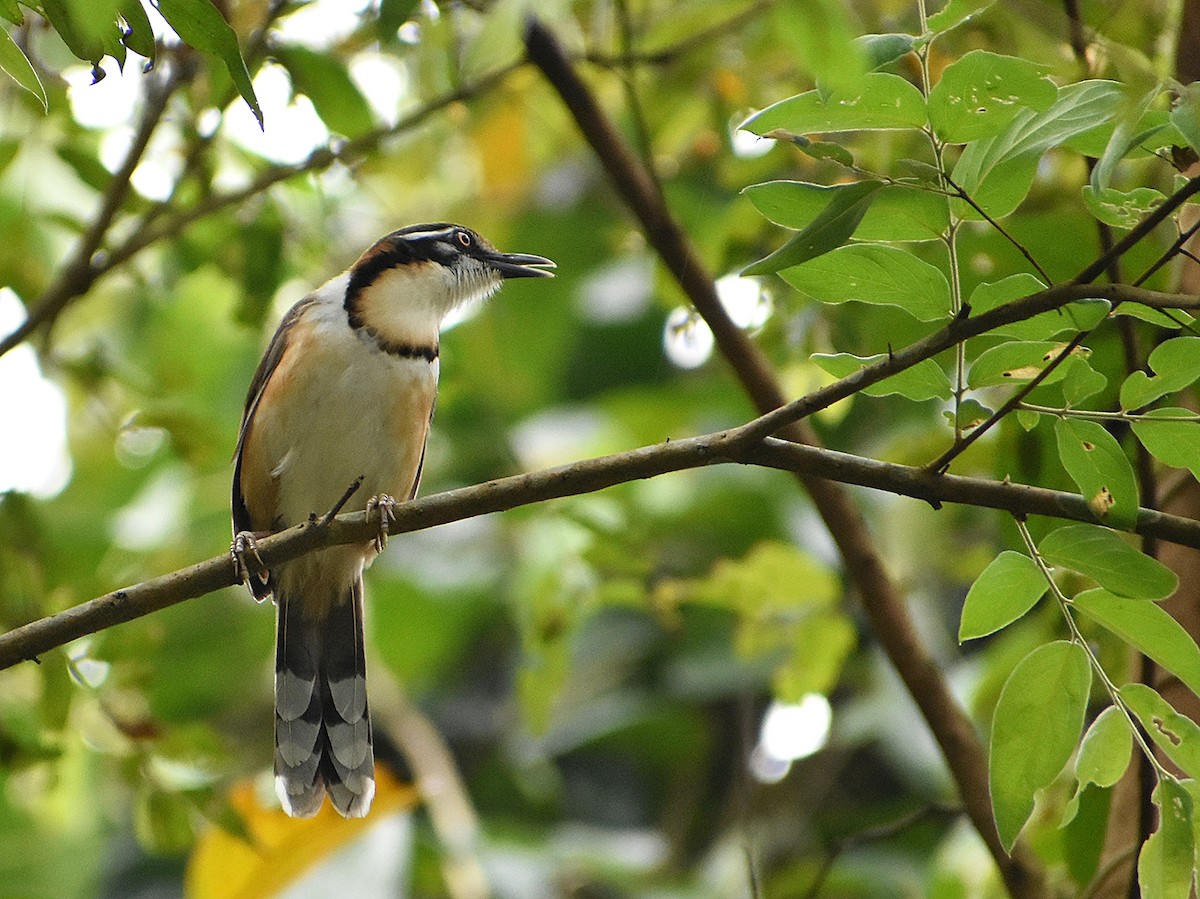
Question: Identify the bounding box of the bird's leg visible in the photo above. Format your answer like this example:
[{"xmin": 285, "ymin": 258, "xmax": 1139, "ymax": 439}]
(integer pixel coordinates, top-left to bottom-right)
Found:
[
  {"xmin": 365, "ymin": 495, "xmax": 397, "ymax": 553},
  {"xmin": 231, "ymin": 531, "xmax": 271, "ymax": 601}
]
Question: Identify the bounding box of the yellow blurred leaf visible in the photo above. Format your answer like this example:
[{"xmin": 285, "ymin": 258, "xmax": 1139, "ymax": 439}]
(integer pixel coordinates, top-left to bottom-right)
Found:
[{"xmin": 185, "ymin": 768, "xmax": 417, "ymax": 899}]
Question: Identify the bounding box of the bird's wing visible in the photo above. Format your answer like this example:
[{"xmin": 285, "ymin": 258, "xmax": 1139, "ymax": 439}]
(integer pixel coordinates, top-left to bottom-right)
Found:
[{"xmin": 232, "ymin": 296, "xmax": 316, "ymax": 536}]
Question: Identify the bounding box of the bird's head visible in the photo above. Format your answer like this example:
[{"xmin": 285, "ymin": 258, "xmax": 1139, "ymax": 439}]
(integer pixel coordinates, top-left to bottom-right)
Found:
[{"xmin": 343, "ymin": 223, "xmax": 554, "ymax": 346}]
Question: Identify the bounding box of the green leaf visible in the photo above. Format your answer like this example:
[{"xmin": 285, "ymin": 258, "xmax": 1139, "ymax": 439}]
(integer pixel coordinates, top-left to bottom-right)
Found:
[
  {"xmin": 0, "ymin": 0, "xmax": 20, "ymax": 25},
  {"xmin": 959, "ymin": 550, "xmax": 1047, "ymax": 641},
  {"xmin": 772, "ymin": 0, "xmax": 864, "ymax": 94},
  {"xmin": 1116, "ymin": 304, "xmax": 1194, "ymax": 329},
  {"xmin": 990, "ymin": 640, "xmax": 1091, "ymax": 851},
  {"xmin": 928, "ymin": 50, "xmax": 1056, "ymax": 144},
  {"xmin": 0, "ymin": 26, "xmax": 46, "ymax": 111},
  {"xmin": 153, "ymin": 0, "xmax": 262, "ymax": 128},
  {"xmin": 854, "ymin": 33, "xmax": 914, "ymax": 71},
  {"xmin": 1120, "ymin": 684, "xmax": 1200, "ymax": 779},
  {"xmin": 275, "ymin": 46, "xmax": 375, "ymax": 138},
  {"xmin": 953, "ymin": 80, "xmax": 1124, "ymax": 219},
  {"xmin": 743, "ymin": 181, "xmax": 884, "ymax": 275},
  {"xmin": 967, "ymin": 340, "xmax": 1079, "ymax": 388},
  {"xmin": 783, "ymin": 134, "xmax": 856, "ymax": 166},
  {"xmin": 41, "ymin": 0, "xmax": 109, "ymax": 64},
  {"xmin": 926, "ymin": 0, "xmax": 996, "ymax": 33},
  {"xmin": 740, "ymin": 72, "xmax": 927, "ymax": 135},
  {"xmin": 119, "ymin": 0, "xmax": 156, "ymax": 61},
  {"xmin": 1075, "ymin": 705, "xmax": 1133, "ymax": 790},
  {"xmin": 1132, "ymin": 409, "xmax": 1200, "ymax": 482},
  {"xmin": 1054, "ymin": 418, "xmax": 1139, "ymax": 528},
  {"xmin": 1120, "ymin": 338, "xmax": 1200, "ymax": 411},
  {"xmin": 1040, "ymin": 525, "xmax": 1176, "ymax": 599},
  {"xmin": 771, "ymin": 612, "xmax": 856, "ymax": 700},
  {"xmin": 1171, "ymin": 83, "xmax": 1200, "ymax": 155},
  {"xmin": 1138, "ymin": 779, "xmax": 1196, "ymax": 899},
  {"xmin": 1062, "ymin": 704, "xmax": 1133, "ymax": 826},
  {"xmin": 812, "ymin": 353, "xmax": 952, "ymax": 401},
  {"xmin": 779, "ymin": 243, "xmax": 951, "ymax": 321},
  {"xmin": 1062, "ymin": 356, "xmax": 1109, "ymax": 407},
  {"xmin": 968, "ymin": 272, "xmax": 1109, "ymax": 340},
  {"xmin": 744, "ymin": 181, "xmax": 948, "ymax": 242},
  {"xmin": 1076, "ymin": 591, "xmax": 1200, "ymax": 697},
  {"xmin": 1082, "ymin": 185, "xmax": 1166, "ymax": 230}
]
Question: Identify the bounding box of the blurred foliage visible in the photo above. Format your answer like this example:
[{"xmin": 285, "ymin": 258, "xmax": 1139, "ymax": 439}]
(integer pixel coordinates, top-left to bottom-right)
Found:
[{"xmin": 0, "ymin": 0, "xmax": 1197, "ymax": 897}]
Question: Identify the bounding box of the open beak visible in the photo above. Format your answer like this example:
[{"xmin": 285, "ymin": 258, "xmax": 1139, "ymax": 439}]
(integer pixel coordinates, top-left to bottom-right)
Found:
[{"xmin": 485, "ymin": 250, "xmax": 557, "ymax": 278}]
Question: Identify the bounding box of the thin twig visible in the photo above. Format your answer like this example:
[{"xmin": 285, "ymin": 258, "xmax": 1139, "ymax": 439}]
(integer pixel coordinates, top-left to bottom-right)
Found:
[
  {"xmin": 943, "ymin": 172, "xmax": 1053, "ymax": 284},
  {"xmin": 320, "ymin": 475, "xmax": 365, "ymax": 527},
  {"xmin": 801, "ymin": 803, "xmax": 960, "ymax": 898}
]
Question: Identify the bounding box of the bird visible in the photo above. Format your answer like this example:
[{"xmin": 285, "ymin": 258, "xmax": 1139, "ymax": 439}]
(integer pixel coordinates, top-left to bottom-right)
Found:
[{"xmin": 230, "ymin": 223, "xmax": 555, "ymax": 818}]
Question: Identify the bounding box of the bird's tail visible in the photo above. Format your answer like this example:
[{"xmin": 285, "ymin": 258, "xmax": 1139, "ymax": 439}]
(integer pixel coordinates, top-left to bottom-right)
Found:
[{"xmin": 273, "ymin": 575, "xmax": 375, "ymax": 818}]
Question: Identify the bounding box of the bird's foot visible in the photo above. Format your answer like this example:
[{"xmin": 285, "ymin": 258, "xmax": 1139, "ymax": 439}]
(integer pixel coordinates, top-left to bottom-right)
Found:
[
  {"xmin": 231, "ymin": 531, "xmax": 271, "ymax": 601},
  {"xmin": 366, "ymin": 495, "xmax": 397, "ymax": 553}
]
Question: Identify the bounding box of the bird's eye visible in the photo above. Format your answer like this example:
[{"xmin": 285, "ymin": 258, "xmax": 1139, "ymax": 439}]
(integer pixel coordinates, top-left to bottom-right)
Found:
[{"xmin": 456, "ymin": 230, "xmax": 472, "ymax": 248}]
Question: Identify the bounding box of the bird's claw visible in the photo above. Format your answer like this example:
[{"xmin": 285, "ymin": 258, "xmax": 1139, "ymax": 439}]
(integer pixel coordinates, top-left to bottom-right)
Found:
[
  {"xmin": 231, "ymin": 531, "xmax": 271, "ymax": 601},
  {"xmin": 366, "ymin": 495, "xmax": 397, "ymax": 553}
]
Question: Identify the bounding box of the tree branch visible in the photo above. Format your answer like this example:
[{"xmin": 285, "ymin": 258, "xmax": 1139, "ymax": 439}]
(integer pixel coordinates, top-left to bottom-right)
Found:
[
  {"xmin": 6, "ymin": 427, "xmax": 1200, "ymax": 672},
  {"xmin": 0, "ymin": 56, "xmax": 189, "ymax": 357}
]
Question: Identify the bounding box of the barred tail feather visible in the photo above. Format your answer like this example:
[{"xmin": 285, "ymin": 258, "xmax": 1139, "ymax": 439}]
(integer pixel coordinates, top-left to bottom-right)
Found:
[{"xmin": 274, "ymin": 578, "xmax": 375, "ymax": 818}]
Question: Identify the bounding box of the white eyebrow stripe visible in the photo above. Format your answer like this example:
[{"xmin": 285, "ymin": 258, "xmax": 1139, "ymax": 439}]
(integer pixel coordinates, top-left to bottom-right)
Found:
[{"xmin": 399, "ymin": 227, "xmax": 456, "ymax": 242}]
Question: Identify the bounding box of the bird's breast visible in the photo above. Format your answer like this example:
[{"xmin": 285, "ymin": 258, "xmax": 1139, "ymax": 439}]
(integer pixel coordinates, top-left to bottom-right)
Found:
[{"xmin": 242, "ymin": 308, "xmax": 439, "ymax": 533}]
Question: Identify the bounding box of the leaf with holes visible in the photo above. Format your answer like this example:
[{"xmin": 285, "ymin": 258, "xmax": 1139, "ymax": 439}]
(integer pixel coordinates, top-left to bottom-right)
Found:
[
  {"xmin": 959, "ymin": 551, "xmax": 1047, "ymax": 641},
  {"xmin": 740, "ymin": 72, "xmax": 927, "ymax": 135},
  {"xmin": 742, "ymin": 181, "xmax": 884, "ymax": 276},
  {"xmin": 813, "ymin": 353, "xmax": 951, "ymax": 401},
  {"xmin": 952, "ymin": 80, "xmax": 1124, "ymax": 220},
  {"xmin": 1076, "ymin": 591, "xmax": 1199, "ymax": 699},
  {"xmin": 1082, "ymin": 186, "xmax": 1167, "ymax": 230},
  {"xmin": 1137, "ymin": 778, "xmax": 1196, "ymax": 899},
  {"xmin": 1054, "ymin": 418, "xmax": 1139, "ymax": 528},
  {"xmin": 990, "ymin": 641, "xmax": 1091, "ymax": 851},
  {"xmin": 1120, "ymin": 684, "xmax": 1200, "ymax": 780},
  {"xmin": 928, "ymin": 50, "xmax": 1056, "ymax": 143},
  {"xmin": 967, "ymin": 340, "xmax": 1078, "ymax": 388},
  {"xmin": 1120, "ymin": 338, "xmax": 1200, "ymax": 411},
  {"xmin": 1040, "ymin": 525, "xmax": 1176, "ymax": 599}
]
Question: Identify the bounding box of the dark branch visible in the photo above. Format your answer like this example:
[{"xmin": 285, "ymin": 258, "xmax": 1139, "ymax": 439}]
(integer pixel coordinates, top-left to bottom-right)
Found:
[{"xmin": 6, "ymin": 425, "xmax": 1200, "ymax": 672}]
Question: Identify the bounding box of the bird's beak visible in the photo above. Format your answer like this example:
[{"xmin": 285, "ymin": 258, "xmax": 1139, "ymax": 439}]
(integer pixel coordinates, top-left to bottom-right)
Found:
[{"xmin": 484, "ymin": 250, "xmax": 557, "ymax": 278}]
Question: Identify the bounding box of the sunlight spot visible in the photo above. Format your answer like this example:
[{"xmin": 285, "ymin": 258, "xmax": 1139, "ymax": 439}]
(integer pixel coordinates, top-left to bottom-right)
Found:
[
  {"xmin": 111, "ymin": 466, "xmax": 190, "ymax": 551},
  {"xmin": 225, "ymin": 63, "xmax": 330, "ymax": 165},
  {"xmin": 578, "ymin": 256, "xmax": 654, "ymax": 323},
  {"xmin": 717, "ymin": 274, "xmax": 772, "ymax": 329},
  {"xmin": 750, "ymin": 695, "xmax": 833, "ymax": 783},
  {"xmin": 663, "ymin": 306, "xmax": 714, "ymax": 369},
  {"xmin": 274, "ymin": 0, "xmax": 371, "ymax": 49},
  {"xmin": 65, "ymin": 59, "xmax": 144, "ymax": 129},
  {"xmin": 0, "ymin": 290, "xmax": 71, "ymax": 498},
  {"xmin": 350, "ymin": 52, "xmax": 409, "ymax": 127},
  {"xmin": 731, "ymin": 128, "xmax": 772, "ymax": 159}
]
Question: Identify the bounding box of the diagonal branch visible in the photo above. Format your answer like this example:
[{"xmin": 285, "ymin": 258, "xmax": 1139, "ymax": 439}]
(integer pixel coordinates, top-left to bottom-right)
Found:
[
  {"xmin": 521, "ymin": 19, "xmax": 1047, "ymax": 897},
  {"xmin": 5, "ymin": 426, "xmax": 1200, "ymax": 671},
  {"xmin": 0, "ymin": 55, "xmax": 189, "ymax": 357}
]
